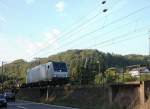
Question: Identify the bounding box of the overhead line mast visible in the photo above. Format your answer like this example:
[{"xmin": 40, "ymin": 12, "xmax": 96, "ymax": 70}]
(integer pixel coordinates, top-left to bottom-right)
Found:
[{"xmin": 149, "ymin": 36, "xmax": 150, "ymax": 56}]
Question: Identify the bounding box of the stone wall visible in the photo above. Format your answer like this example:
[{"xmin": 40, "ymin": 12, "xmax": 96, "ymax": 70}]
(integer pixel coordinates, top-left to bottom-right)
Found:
[{"xmin": 109, "ymin": 82, "xmax": 145, "ymax": 109}]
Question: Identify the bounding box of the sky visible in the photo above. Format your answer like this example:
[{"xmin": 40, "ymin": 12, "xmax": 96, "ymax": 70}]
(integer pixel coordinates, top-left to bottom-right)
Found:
[{"xmin": 0, "ymin": 0, "xmax": 150, "ymax": 62}]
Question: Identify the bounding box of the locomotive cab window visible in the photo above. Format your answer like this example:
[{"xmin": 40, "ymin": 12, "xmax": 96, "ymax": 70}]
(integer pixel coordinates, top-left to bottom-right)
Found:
[{"xmin": 53, "ymin": 62, "xmax": 67, "ymax": 72}]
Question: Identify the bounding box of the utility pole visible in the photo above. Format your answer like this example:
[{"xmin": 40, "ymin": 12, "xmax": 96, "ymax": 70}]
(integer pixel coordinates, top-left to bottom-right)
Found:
[
  {"xmin": 149, "ymin": 37, "xmax": 150, "ymax": 56},
  {"xmin": 1, "ymin": 61, "xmax": 7, "ymax": 91},
  {"xmin": 83, "ymin": 57, "xmax": 88, "ymax": 84},
  {"xmin": 13, "ymin": 61, "xmax": 22, "ymax": 88},
  {"xmin": 17, "ymin": 64, "xmax": 20, "ymax": 87},
  {"xmin": 97, "ymin": 60, "xmax": 101, "ymax": 84},
  {"xmin": 123, "ymin": 68, "xmax": 125, "ymax": 82},
  {"xmin": 139, "ymin": 65, "xmax": 141, "ymax": 82},
  {"xmin": 1, "ymin": 61, "xmax": 4, "ymax": 91},
  {"xmin": 148, "ymin": 36, "xmax": 150, "ymax": 71},
  {"xmin": 99, "ymin": 62, "xmax": 101, "ymax": 85},
  {"xmin": 46, "ymin": 86, "xmax": 49, "ymax": 101}
]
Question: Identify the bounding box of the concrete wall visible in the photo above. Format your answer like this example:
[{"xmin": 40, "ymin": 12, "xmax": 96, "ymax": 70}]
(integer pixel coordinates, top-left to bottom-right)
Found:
[{"xmin": 109, "ymin": 82, "xmax": 145, "ymax": 109}]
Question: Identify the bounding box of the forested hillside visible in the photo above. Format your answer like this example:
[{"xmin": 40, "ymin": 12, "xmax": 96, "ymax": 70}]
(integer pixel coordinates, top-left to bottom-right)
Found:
[{"xmin": 0, "ymin": 49, "xmax": 149, "ymax": 87}]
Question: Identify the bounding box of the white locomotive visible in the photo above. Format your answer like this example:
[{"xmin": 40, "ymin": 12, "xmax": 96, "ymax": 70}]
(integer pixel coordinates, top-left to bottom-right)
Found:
[{"xmin": 26, "ymin": 61, "xmax": 69, "ymax": 85}]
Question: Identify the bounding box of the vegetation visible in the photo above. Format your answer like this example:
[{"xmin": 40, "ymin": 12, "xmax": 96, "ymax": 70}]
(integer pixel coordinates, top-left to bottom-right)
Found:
[
  {"xmin": 0, "ymin": 49, "xmax": 150, "ymax": 88},
  {"xmin": 17, "ymin": 86, "xmax": 111, "ymax": 109}
]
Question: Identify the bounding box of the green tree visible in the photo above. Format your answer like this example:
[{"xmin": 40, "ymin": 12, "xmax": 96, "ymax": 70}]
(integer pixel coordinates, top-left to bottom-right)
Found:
[{"xmin": 105, "ymin": 68, "xmax": 118, "ymax": 83}]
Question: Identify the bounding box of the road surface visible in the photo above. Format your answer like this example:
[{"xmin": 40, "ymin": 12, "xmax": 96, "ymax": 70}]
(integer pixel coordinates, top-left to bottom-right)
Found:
[{"xmin": 2, "ymin": 100, "xmax": 78, "ymax": 109}]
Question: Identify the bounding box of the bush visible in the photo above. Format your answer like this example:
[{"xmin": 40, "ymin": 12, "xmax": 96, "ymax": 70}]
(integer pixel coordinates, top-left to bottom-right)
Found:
[{"xmin": 118, "ymin": 73, "xmax": 137, "ymax": 82}]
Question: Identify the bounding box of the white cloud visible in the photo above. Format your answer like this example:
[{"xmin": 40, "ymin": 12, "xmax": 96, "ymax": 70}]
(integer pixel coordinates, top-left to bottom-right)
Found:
[
  {"xmin": 56, "ymin": 1, "xmax": 65, "ymax": 12},
  {"xmin": 44, "ymin": 28, "xmax": 60, "ymax": 43},
  {"xmin": 42, "ymin": 28, "xmax": 60, "ymax": 50},
  {"xmin": 16, "ymin": 37, "xmax": 37, "ymax": 54},
  {"xmin": 16, "ymin": 28, "xmax": 60, "ymax": 60},
  {"xmin": 24, "ymin": 0, "xmax": 36, "ymax": 5},
  {"xmin": 0, "ymin": 33, "xmax": 24, "ymax": 61},
  {"xmin": 0, "ymin": 16, "xmax": 7, "ymax": 23},
  {"xmin": 52, "ymin": 28, "xmax": 61, "ymax": 35},
  {"xmin": 0, "ymin": 28, "xmax": 61, "ymax": 61}
]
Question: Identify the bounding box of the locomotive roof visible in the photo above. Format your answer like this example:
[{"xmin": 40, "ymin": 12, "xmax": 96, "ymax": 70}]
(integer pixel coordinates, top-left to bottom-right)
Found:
[
  {"xmin": 28, "ymin": 61, "xmax": 66, "ymax": 70},
  {"xmin": 48, "ymin": 60, "xmax": 66, "ymax": 63}
]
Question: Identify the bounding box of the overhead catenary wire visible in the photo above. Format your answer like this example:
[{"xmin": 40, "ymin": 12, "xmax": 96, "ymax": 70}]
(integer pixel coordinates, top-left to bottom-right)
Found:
[
  {"xmin": 45, "ymin": 23, "xmax": 149, "ymax": 56},
  {"xmin": 28, "ymin": 0, "xmax": 121, "ymax": 59},
  {"xmin": 29, "ymin": 0, "xmax": 121, "ymax": 59},
  {"xmin": 57, "ymin": 19, "xmax": 141, "ymax": 51},
  {"xmin": 88, "ymin": 27, "xmax": 149, "ymax": 48},
  {"xmin": 54, "ymin": 0, "xmax": 119, "ymax": 46},
  {"xmin": 28, "ymin": 3, "xmax": 103, "ymax": 59},
  {"xmin": 62, "ymin": 4, "xmax": 150, "ymax": 49},
  {"xmin": 40, "ymin": 4, "xmax": 150, "ymax": 57},
  {"xmin": 99, "ymin": 33, "xmax": 149, "ymax": 49},
  {"xmin": 74, "ymin": 17, "xmax": 144, "ymax": 48},
  {"xmin": 92, "ymin": 18, "xmax": 141, "ymax": 42},
  {"xmin": 58, "ymin": 0, "xmax": 105, "ymax": 35},
  {"xmin": 29, "ymin": 13, "xmax": 103, "ymax": 59},
  {"xmin": 87, "ymin": 24, "xmax": 150, "ymax": 48}
]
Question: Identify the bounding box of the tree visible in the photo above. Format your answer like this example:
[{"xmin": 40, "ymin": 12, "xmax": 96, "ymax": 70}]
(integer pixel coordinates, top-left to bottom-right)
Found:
[
  {"xmin": 104, "ymin": 68, "xmax": 118, "ymax": 83},
  {"xmin": 0, "ymin": 49, "xmax": 149, "ymax": 87}
]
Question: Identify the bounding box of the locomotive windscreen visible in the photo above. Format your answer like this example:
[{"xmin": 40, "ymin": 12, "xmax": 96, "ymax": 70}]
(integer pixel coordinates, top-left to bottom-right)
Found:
[{"xmin": 53, "ymin": 62, "xmax": 67, "ymax": 72}]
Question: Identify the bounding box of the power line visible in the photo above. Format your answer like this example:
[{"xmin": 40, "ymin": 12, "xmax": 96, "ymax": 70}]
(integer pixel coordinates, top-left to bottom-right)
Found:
[
  {"xmin": 29, "ymin": 0, "xmax": 120, "ymax": 59},
  {"xmin": 87, "ymin": 24, "xmax": 150, "ymax": 48},
  {"xmin": 54, "ymin": 26, "xmax": 148, "ymax": 57},
  {"xmin": 63, "ymin": 4, "xmax": 150, "ymax": 48},
  {"xmin": 41, "ymin": 4, "xmax": 150, "ymax": 57},
  {"xmin": 56, "ymin": 0, "xmax": 116, "ymax": 43},
  {"xmin": 28, "ymin": 3, "xmax": 103, "ymax": 59},
  {"xmin": 0, "ymin": 61, "xmax": 7, "ymax": 91},
  {"xmin": 96, "ymin": 32, "xmax": 148, "ymax": 49},
  {"xmin": 28, "ymin": 0, "xmax": 122, "ymax": 59},
  {"xmin": 68, "ymin": 18, "xmax": 141, "ymax": 49},
  {"xmin": 149, "ymin": 36, "xmax": 150, "ymax": 56},
  {"xmin": 29, "ymin": 13, "xmax": 101, "ymax": 59}
]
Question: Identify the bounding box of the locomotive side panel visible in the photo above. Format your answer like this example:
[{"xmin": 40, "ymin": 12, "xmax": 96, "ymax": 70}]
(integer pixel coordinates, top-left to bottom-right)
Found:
[
  {"xmin": 32, "ymin": 66, "xmax": 40, "ymax": 83},
  {"xmin": 39, "ymin": 64, "xmax": 47, "ymax": 81},
  {"xmin": 27, "ymin": 65, "xmax": 44, "ymax": 83}
]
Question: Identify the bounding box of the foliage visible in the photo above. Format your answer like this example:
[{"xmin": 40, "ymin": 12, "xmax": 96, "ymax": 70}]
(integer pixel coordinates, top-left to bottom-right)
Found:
[
  {"xmin": 95, "ymin": 73, "xmax": 105, "ymax": 85},
  {"xmin": 0, "ymin": 49, "xmax": 149, "ymax": 88},
  {"xmin": 140, "ymin": 74, "xmax": 150, "ymax": 81},
  {"xmin": 104, "ymin": 68, "xmax": 118, "ymax": 83},
  {"xmin": 118, "ymin": 73, "xmax": 137, "ymax": 82}
]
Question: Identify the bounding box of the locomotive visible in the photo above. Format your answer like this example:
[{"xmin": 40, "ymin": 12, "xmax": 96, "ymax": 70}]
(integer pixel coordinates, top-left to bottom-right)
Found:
[{"xmin": 26, "ymin": 61, "xmax": 69, "ymax": 87}]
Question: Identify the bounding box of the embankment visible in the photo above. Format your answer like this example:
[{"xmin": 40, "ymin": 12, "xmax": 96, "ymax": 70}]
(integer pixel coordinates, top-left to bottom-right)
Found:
[{"xmin": 17, "ymin": 85, "xmax": 110, "ymax": 109}]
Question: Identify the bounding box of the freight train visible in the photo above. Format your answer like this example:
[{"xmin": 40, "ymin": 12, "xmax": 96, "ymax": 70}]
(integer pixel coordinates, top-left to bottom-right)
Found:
[{"xmin": 24, "ymin": 61, "xmax": 69, "ymax": 87}]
